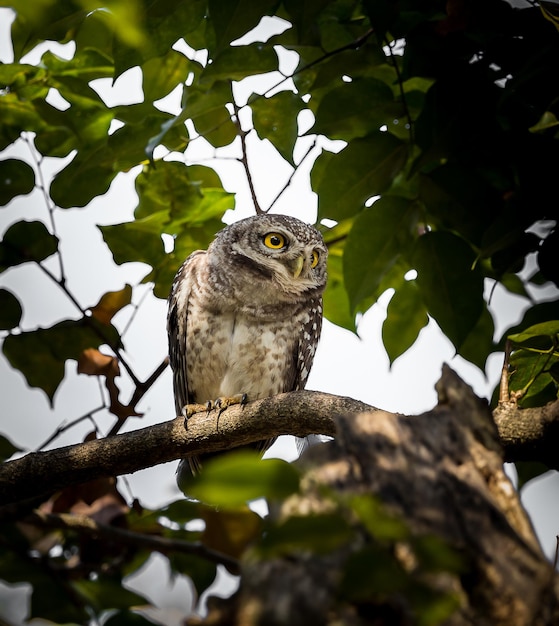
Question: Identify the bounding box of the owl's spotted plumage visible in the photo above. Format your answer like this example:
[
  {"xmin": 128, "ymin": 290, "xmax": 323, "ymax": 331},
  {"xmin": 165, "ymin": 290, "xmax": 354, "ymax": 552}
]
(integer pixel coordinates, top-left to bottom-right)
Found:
[{"xmin": 167, "ymin": 214, "xmax": 328, "ymax": 476}]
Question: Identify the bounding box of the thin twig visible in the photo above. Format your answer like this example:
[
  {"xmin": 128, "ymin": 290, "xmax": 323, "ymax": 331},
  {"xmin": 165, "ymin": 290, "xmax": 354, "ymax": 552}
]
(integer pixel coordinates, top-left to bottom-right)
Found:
[
  {"xmin": 35, "ymin": 406, "xmax": 105, "ymax": 451},
  {"xmin": 25, "ymin": 134, "xmax": 66, "ymax": 284},
  {"xmin": 233, "ymin": 101, "xmax": 263, "ymax": 214},
  {"xmin": 266, "ymin": 138, "xmax": 318, "ymax": 213},
  {"xmin": 108, "ymin": 357, "xmax": 170, "ymax": 437},
  {"xmin": 383, "ymin": 37, "xmax": 414, "ymax": 145},
  {"xmin": 499, "ymin": 339, "xmax": 512, "ymax": 404},
  {"xmin": 28, "ymin": 510, "xmax": 239, "ymax": 570}
]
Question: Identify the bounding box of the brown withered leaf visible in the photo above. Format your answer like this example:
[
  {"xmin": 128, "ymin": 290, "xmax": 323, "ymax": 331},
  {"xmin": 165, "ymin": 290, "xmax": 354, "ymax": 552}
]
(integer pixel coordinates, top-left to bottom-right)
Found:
[
  {"xmin": 201, "ymin": 506, "xmax": 263, "ymax": 560},
  {"xmin": 78, "ymin": 348, "xmax": 120, "ymax": 377},
  {"xmin": 90, "ymin": 284, "xmax": 132, "ymax": 325}
]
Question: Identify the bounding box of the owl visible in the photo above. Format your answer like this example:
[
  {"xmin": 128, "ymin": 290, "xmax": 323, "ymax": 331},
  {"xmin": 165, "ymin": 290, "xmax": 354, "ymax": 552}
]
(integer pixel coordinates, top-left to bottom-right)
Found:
[{"xmin": 167, "ymin": 214, "xmax": 328, "ymax": 477}]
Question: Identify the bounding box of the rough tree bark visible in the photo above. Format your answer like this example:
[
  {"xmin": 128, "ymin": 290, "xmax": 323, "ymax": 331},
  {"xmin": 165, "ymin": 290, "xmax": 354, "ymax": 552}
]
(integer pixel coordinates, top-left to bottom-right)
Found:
[{"xmin": 200, "ymin": 367, "xmax": 559, "ymax": 626}]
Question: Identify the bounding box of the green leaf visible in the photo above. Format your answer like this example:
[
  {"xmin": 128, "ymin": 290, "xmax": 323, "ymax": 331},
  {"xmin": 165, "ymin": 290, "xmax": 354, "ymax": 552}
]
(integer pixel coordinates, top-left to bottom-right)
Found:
[
  {"xmin": 322, "ymin": 253, "xmax": 355, "ymax": 331},
  {"xmin": 72, "ymin": 576, "xmax": 149, "ymax": 612},
  {"xmin": 349, "ymin": 494, "xmax": 409, "ymax": 541},
  {"xmin": 50, "ymin": 109, "xmax": 180, "ymax": 207},
  {"xmin": 182, "ymin": 451, "xmax": 300, "ymax": 506},
  {"xmin": 412, "ymin": 231, "xmax": 484, "ymax": 351},
  {"xmin": 0, "ymin": 289, "xmax": 23, "ymax": 330},
  {"xmin": 340, "ymin": 545, "xmax": 408, "ymax": 600},
  {"xmin": 515, "ymin": 461, "xmax": 550, "ymax": 490},
  {"xmin": 208, "ymin": 0, "xmax": 280, "ymax": 52},
  {"xmin": 250, "ymin": 91, "xmax": 305, "ymax": 164},
  {"xmin": 458, "ymin": 305, "xmax": 496, "ymax": 372},
  {"xmin": 142, "ymin": 49, "xmax": 192, "ymax": 103},
  {"xmin": 135, "ymin": 161, "xmax": 231, "ymax": 222},
  {"xmin": 314, "ymin": 132, "xmax": 408, "ymax": 221},
  {"xmin": 0, "ymin": 158, "xmax": 35, "ymax": 205},
  {"xmin": 343, "ymin": 196, "xmax": 418, "ymax": 310},
  {"xmin": 99, "ymin": 224, "xmax": 166, "ymax": 268},
  {"xmin": 2, "ymin": 317, "xmax": 121, "ymax": 403},
  {"xmin": 104, "ymin": 611, "xmax": 159, "ymax": 626},
  {"xmin": 9, "ymin": 0, "xmax": 88, "ymax": 61},
  {"xmin": 382, "ymin": 280, "xmax": 429, "ymax": 365},
  {"xmin": 312, "ymin": 78, "xmax": 399, "ymax": 141},
  {"xmin": 40, "ymin": 47, "xmax": 113, "ymax": 81},
  {"xmin": 201, "ymin": 43, "xmax": 278, "ymax": 84},
  {"xmin": 508, "ymin": 321, "xmax": 559, "ymax": 348},
  {"xmin": 0, "ymin": 220, "xmax": 58, "ymax": 271},
  {"xmin": 259, "ymin": 513, "xmax": 354, "ymax": 556},
  {"xmin": 0, "ymin": 92, "xmax": 46, "ymax": 150},
  {"xmin": 167, "ymin": 553, "xmax": 217, "ymax": 597},
  {"xmin": 0, "ymin": 433, "xmax": 21, "ymax": 462},
  {"xmin": 113, "ymin": 0, "xmax": 206, "ymax": 78},
  {"xmin": 183, "ymin": 81, "xmax": 237, "ymax": 147},
  {"xmin": 500, "ymin": 301, "xmax": 559, "ymax": 347}
]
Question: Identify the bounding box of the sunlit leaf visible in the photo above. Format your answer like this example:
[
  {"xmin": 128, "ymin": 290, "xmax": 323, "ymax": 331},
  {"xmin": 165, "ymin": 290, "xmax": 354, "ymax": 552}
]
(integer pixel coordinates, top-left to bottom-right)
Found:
[
  {"xmin": 0, "ymin": 288, "xmax": 23, "ymax": 330},
  {"xmin": 0, "ymin": 220, "xmax": 58, "ymax": 271},
  {"xmin": 182, "ymin": 451, "xmax": 300, "ymax": 506},
  {"xmin": 90, "ymin": 284, "xmax": 133, "ymax": 325},
  {"xmin": 0, "ymin": 158, "xmax": 35, "ymax": 205},
  {"xmin": 314, "ymin": 132, "xmax": 408, "ymax": 221},
  {"xmin": 412, "ymin": 231, "xmax": 484, "ymax": 351},
  {"xmin": 508, "ymin": 321, "xmax": 559, "ymax": 348},
  {"xmin": 142, "ymin": 49, "xmax": 192, "ymax": 103}
]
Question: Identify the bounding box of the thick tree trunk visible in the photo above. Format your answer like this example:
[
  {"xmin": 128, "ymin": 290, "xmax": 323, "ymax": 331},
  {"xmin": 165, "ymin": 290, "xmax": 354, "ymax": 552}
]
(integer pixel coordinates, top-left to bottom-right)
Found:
[{"xmin": 202, "ymin": 366, "xmax": 559, "ymax": 626}]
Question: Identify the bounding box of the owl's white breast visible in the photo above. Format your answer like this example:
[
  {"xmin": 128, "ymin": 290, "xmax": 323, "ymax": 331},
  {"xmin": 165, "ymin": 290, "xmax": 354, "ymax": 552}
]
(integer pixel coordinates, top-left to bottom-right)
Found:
[{"xmin": 186, "ymin": 304, "xmax": 295, "ymax": 403}]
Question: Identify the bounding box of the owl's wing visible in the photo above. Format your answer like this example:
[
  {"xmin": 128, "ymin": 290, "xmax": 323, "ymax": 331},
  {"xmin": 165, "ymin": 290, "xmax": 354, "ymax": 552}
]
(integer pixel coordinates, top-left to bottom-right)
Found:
[
  {"xmin": 293, "ymin": 297, "xmax": 324, "ymax": 454},
  {"xmin": 167, "ymin": 250, "xmax": 205, "ymax": 415},
  {"xmin": 293, "ymin": 297, "xmax": 324, "ymax": 391}
]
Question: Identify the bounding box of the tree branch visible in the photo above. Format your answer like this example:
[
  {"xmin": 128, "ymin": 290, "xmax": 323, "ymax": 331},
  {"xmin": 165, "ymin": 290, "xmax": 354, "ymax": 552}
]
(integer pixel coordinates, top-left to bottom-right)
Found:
[
  {"xmin": 2, "ymin": 379, "xmax": 559, "ymax": 507},
  {"xmin": 493, "ymin": 398, "xmax": 559, "ymax": 470},
  {"xmin": 0, "ymin": 391, "xmax": 347, "ymax": 506},
  {"xmin": 27, "ymin": 510, "xmax": 238, "ymax": 570}
]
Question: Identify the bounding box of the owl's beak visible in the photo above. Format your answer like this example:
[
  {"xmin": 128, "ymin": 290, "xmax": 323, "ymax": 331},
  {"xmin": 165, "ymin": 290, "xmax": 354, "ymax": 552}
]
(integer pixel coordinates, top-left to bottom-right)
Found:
[{"xmin": 291, "ymin": 255, "xmax": 304, "ymax": 279}]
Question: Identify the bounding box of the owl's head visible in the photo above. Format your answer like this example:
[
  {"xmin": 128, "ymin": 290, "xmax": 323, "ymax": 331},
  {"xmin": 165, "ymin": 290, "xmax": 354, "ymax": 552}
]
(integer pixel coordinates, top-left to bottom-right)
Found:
[{"xmin": 210, "ymin": 214, "xmax": 328, "ymax": 301}]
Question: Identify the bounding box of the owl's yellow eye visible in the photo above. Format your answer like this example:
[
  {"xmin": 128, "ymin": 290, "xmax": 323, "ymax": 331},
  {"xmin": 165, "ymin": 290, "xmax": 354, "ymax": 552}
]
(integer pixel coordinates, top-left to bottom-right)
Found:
[
  {"xmin": 263, "ymin": 233, "xmax": 286, "ymax": 249},
  {"xmin": 311, "ymin": 250, "xmax": 319, "ymax": 268}
]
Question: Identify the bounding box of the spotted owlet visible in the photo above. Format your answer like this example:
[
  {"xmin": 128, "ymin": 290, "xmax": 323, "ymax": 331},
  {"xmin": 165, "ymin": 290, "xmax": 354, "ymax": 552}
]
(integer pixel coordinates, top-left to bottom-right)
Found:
[{"xmin": 167, "ymin": 214, "xmax": 328, "ymax": 477}]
